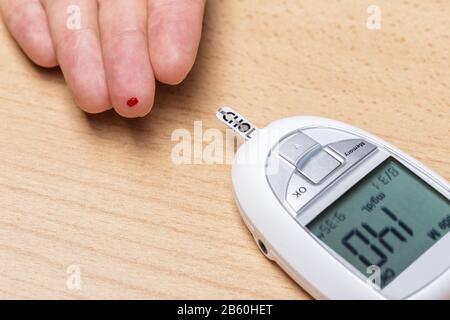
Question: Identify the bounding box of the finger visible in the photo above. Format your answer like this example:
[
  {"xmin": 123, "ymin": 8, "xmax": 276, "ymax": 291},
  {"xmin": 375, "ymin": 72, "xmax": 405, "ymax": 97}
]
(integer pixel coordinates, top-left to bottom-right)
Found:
[
  {"xmin": 0, "ymin": 0, "xmax": 57, "ymax": 67},
  {"xmin": 98, "ymin": 0, "xmax": 155, "ymax": 118},
  {"xmin": 148, "ymin": 0, "xmax": 205, "ymax": 85},
  {"xmin": 41, "ymin": 0, "xmax": 111, "ymax": 113}
]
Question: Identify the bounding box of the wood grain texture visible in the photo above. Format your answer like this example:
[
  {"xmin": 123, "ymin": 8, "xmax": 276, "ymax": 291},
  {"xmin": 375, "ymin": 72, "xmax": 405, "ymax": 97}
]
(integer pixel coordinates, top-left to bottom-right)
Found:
[{"xmin": 0, "ymin": 0, "xmax": 449, "ymax": 299}]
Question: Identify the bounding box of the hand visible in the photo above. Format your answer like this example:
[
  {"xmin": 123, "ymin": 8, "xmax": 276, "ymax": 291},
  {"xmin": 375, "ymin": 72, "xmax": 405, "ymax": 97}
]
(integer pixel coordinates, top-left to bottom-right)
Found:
[{"xmin": 0, "ymin": 0, "xmax": 205, "ymax": 118}]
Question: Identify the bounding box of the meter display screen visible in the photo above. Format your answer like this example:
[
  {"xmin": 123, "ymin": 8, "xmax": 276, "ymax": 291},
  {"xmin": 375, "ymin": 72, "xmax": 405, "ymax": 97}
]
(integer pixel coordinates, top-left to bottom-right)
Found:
[{"xmin": 307, "ymin": 158, "xmax": 450, "ymax": 288}]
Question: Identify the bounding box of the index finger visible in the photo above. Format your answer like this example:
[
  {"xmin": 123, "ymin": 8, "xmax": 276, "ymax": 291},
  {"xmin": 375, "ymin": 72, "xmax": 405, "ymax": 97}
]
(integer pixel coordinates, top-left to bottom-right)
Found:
[
  {"xmin": 0, "ymin": 0, "xmax": 57, "ymax": 67},
  {"xmin": 42, "ymin": 0, "xmax": 111, "ymax": 113}
]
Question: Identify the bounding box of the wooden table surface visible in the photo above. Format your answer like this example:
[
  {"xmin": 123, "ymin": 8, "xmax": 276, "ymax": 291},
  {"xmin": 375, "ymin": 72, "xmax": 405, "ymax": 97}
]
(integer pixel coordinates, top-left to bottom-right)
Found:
[{"xmin": 0, "ymin": 0, "xmax": 449, "ymax": 299}]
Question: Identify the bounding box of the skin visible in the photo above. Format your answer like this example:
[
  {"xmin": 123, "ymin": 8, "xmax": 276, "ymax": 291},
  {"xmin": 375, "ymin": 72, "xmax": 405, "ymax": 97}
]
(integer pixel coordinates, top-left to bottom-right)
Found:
[{"xmin": 0, "ymin": 0, "xmax": 205, "ymax": 118}]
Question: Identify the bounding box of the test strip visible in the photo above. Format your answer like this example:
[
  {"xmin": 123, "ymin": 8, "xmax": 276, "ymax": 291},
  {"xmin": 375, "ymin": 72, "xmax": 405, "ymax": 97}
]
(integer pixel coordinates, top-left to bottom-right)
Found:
[{"xmin": 216, "ymin": 106, "xmax": 259, "ymax": 141}]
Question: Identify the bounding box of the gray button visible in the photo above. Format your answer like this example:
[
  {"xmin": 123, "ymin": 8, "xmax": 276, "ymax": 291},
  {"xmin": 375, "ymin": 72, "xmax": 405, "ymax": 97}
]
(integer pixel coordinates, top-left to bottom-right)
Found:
[
  {"xmin": 328, "ymin": 139, "xmax": 377, "ymax": 167},
  {"xmin": 278, "ymin": 132, "xmax": 319, "ymax": 165},
  {"xmin": 297, "ymin": 150, "xmax": 341, "ymax": 184},
  {"xmin": 286, "ymin": 173, "xmax": 321, "ymax": 212}
]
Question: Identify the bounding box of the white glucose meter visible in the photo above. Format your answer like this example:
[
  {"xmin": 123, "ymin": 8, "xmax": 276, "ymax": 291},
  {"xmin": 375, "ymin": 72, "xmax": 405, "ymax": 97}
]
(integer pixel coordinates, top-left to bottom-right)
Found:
[{"xmin": 216, "ymin": 107, "xmax": 450, "ymax": 300}]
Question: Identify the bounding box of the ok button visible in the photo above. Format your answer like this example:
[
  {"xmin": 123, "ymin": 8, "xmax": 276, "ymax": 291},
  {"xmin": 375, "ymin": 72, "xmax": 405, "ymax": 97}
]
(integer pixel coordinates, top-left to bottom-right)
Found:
[{"xmin": 286, "ymin": 173, "xmax": 321, "ymax": 212}]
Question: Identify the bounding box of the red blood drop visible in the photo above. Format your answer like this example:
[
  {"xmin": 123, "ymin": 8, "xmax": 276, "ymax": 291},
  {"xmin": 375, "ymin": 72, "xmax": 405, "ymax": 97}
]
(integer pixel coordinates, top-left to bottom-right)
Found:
[{"xmin": 127, "ymin": 97, "xmax": 139, "ymax": 107}]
